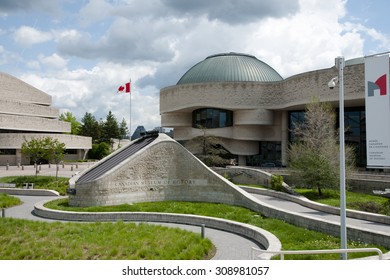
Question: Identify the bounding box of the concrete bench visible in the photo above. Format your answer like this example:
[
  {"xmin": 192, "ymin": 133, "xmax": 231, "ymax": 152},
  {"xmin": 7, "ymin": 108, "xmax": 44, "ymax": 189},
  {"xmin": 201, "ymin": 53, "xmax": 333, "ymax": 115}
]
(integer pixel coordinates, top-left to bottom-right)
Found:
[
  {"xmin": 0, "ymin": 183, "xmax": 16, "ymax": 188},
  {"xmin": 23, "ymin": 183, "xmax": 34, "ymax": 189}
]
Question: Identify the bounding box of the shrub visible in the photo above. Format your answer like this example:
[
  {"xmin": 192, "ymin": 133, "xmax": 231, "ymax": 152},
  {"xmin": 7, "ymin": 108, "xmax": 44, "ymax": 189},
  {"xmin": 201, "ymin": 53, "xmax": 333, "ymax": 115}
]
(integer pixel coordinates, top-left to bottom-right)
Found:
[{"xmin": 271, "ymin": 175, "xmax": 283, "ymax": 191}]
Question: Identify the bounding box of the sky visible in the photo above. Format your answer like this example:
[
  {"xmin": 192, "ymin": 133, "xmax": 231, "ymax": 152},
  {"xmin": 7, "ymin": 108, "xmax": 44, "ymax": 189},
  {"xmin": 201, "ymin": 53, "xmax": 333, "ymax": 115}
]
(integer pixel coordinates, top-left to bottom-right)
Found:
[{"xmin": 1, "ymin": 0, "xmax": 389, "ymax": 135}]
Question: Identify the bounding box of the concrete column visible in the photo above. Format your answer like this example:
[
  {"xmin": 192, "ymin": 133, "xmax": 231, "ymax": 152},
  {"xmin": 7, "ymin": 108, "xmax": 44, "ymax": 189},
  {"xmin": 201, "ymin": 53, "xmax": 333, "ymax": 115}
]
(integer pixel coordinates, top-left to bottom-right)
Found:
[
  {"xmin": 238, "ymin": 155, "xmax": 247, "ymax": 166},
  {"xmin": 16, "ymin": 149, "xmax": 22, "ymax": 165},
  {"xmin": 281, "ymin": 110, "xmax": 289, "ymax": 167}
]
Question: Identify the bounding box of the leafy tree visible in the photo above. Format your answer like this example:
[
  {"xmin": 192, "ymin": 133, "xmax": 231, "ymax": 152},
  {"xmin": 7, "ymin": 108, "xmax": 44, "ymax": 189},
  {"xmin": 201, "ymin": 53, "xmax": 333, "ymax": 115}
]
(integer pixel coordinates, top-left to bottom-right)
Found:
[
  {"xmin": 59, "ymin": 111, "xmax": 81, "ymax": 135},
  {"xmin": 46, "ymin": 138, "xmax": 66, "ymax": 179},
  {"xmin": 88, "ymin": 142, "xmax": 111, "ymax": 160},
  {"xmin": 288, "ymin": 100, "xmax": 355, "ymax": 195},
  {"xmin": 80, "ymin": 112, "xmax": 101, "ymax": 143},
  {"xmin": 185, "ymin": 126, "xmax": 230, "ymax": 167},
  {"xmin": 21, "ymin": 137, "xmax": 66, "ymax": 176}
]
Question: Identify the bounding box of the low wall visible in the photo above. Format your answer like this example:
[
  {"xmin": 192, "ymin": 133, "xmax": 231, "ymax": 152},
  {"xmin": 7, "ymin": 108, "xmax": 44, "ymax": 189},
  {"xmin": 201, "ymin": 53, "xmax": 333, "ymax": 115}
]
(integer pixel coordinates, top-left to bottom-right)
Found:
[
  {"xmin": 240, "ymin": 187, "xmax": 390, "ymax": 248},
  {"xmin": 241, "ymin": 187, "xmax": 390, "ymax": 225},
  {"xmin": 0, "ymin": 188, "xmax": 59, "ymax": 196},
  {"xmin": 33, "ymin": 200, "xmax": 282, "ymax": 260}
]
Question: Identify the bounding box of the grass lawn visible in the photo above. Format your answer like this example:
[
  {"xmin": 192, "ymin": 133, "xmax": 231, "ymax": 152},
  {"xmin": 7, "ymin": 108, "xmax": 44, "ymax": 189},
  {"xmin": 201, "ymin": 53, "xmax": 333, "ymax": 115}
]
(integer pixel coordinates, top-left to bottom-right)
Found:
[
  {"xmin": 0, "ymin": 176, "xmax": 68, "ymax": 195},
  {"xmin": 1, "ymin": 178, "xmax": 388, "ymax": 260},
  {"xmin": 0, "ymin": 193, "xmax": 22, "ymax": 208},
  {"xmin": 294, "ymin": 188, "xmax": 390, "ymax": 216},
  {"xmin": 0, "ymin": 218, "xmax": 213, "ymax": 260},
  {"xmin": 45, "ymin": 198, "xmax": 388, "ymax": 260}
]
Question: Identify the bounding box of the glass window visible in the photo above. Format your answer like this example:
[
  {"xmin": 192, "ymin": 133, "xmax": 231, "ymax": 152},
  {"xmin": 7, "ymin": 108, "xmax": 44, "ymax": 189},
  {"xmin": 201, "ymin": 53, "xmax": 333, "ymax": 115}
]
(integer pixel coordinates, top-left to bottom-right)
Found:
[
  {"xmin": 192, "ymin": 108, "xmax": 233, "ymax": 129},
  {"xmin": 288, "ymin": 107, "xmax": 366, "ymax": 167}
]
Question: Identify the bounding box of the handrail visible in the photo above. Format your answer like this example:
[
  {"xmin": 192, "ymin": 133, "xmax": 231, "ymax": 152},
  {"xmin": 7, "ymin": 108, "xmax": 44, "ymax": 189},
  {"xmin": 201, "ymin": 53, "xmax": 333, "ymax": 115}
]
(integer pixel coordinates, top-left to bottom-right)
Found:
[{"xmin": 251, "ymin": 247, "xmax": 383, "ymax": 260}]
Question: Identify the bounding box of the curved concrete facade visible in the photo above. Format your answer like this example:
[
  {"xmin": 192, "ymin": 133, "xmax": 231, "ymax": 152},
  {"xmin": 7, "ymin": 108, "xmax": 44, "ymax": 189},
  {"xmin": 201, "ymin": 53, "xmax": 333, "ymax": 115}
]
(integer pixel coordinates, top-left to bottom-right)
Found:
[
  {"xmin": 160, "ymin": 56, "xmax": 366, "ymax": 166},
  {"xmin": 0, "ymin": 72, "xmax": 91, "ymax": 165}
]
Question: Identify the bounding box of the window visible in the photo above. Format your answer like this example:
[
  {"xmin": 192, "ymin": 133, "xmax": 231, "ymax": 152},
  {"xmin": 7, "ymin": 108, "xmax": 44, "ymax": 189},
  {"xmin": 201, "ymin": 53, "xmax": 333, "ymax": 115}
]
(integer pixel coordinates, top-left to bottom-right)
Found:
[
  {"xmin": 0, "ymin": 149, "xmax": 16, "ymax": 155},
  {"xmin": 288, "ymin": 108, "xmax": 366, "ymax": 167},
  {"xmin": 192, "ymin": 108, "xmax": 233, "ymax": 129}
]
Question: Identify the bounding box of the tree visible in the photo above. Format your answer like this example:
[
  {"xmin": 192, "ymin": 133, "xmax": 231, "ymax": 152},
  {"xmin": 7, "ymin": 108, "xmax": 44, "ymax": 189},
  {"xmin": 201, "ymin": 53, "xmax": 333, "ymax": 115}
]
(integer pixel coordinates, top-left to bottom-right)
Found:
[
  {"xmin": 102, "ymin": 111, "xmax": 120, "ymax": 143},
  {"xmin": 288, "ymin": 100, "xmax": 355, "ymax": 195},
  {"xmin": 21, "ymin": 137, "xmax": 66, "ymax": 177},
  {"xmin": 46, "ymin": 138, "xmax": 66, "ymax": 179},
  {"xmin": 80, "ymin": 112, "xmax": 101, "ymax": 143},
  {"xmin": 185, "ymin": 126, "xmax": 230, "ymax": 167},
  {"xmin": 88, "ymin": 142, "xmax": 110, "ymax": 160},
  {"xmin": 59, "ymin": 111, "xmax": 81, "ymax": 135},
  {"xmin": 119, "ymin": 118, "xmax": 129, "ymax": 139}
]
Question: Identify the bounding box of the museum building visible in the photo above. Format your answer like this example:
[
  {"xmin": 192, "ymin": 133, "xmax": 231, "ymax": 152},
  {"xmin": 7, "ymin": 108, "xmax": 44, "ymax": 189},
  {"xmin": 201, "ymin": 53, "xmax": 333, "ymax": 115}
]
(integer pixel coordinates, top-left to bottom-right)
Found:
[
  {"xmin": 160, "ymin": 52, "xmax": 366, "ymax": 167},
  {"xmin": 0, "ymin": 72, "xmax": 92, "ymax": 165}
]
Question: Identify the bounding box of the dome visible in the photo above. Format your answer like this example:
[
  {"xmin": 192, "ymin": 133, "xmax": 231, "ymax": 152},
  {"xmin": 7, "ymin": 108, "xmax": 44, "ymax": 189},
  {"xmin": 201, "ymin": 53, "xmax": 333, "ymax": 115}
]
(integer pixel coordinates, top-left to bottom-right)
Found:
[{"xmin": 177, "ymin": 52, "xmax": 283, "ymax": 85}]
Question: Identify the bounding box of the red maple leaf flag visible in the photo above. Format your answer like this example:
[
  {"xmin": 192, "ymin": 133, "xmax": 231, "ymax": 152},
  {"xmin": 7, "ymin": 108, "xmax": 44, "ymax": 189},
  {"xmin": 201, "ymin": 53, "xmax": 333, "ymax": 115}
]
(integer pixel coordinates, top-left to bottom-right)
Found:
[{"xmin": 118, "ymin": 82, "xmax": 131, "ymax": 93}]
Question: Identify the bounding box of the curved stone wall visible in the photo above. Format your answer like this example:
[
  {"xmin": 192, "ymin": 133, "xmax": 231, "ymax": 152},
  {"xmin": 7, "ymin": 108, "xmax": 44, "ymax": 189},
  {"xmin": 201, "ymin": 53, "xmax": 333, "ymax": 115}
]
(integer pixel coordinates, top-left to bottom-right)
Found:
[
  {"xmin": 160, "ymin": 61, "xmax": 366, "ymax": 163},
  {"xmin": 33, "ymin": 200, "xmax": 282, "ymax": 260}
]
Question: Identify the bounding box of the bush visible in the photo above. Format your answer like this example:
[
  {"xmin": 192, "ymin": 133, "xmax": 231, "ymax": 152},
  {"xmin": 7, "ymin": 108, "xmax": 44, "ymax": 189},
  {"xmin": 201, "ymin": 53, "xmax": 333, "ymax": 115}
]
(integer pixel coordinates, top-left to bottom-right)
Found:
[
  {"xmin": 271, "ymin": 175, "xmax": 283, "ymax": 191},
  {"xmin": 88, "ymin": 142, "xmax": 110, "ymax": 160}
]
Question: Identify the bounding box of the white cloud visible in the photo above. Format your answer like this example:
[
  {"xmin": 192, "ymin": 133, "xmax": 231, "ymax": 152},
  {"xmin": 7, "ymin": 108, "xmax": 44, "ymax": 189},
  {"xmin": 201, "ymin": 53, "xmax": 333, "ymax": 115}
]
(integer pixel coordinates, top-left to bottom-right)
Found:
[
  {"xmin": 5, "ymin": 0, "xmax": 390, "ymax": 134},
  {"xmin": 13, "ymin": 26, "xmax": 52, "ymax": 46},
  {"xmin": 38, "ymin": 53, "xmax": 68, "ymax": 70}
]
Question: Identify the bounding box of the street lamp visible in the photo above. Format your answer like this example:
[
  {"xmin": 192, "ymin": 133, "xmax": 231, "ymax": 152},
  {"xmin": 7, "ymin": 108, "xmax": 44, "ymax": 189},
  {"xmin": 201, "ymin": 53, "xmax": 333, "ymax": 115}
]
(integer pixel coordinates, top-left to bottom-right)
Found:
[{"xmin": 328, "ymin": 56, "xmax": 347, "ymax": 260}]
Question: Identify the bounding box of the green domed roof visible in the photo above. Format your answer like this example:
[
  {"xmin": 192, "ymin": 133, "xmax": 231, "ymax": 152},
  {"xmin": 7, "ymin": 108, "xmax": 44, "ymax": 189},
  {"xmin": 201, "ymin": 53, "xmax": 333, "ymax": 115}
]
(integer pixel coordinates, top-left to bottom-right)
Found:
[{"xmin": 177, "ymin": 52, "xmax": 283, "ymax": 85}]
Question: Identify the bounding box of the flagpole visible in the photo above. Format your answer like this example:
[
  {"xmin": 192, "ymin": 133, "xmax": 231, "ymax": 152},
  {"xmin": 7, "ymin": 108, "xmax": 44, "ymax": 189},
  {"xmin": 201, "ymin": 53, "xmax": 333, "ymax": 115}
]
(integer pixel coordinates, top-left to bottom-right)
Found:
[{"xmin": 129, "ymin": 79, "xmax": 132, "ymax": 140}]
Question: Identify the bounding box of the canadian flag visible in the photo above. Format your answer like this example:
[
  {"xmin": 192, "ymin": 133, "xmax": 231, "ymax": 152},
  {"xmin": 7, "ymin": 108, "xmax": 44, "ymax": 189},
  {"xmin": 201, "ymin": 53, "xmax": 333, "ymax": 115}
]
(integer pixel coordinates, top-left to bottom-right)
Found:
[{"xmin": 118, "ymin": 82, "xmax": 131, "ymax": 93}]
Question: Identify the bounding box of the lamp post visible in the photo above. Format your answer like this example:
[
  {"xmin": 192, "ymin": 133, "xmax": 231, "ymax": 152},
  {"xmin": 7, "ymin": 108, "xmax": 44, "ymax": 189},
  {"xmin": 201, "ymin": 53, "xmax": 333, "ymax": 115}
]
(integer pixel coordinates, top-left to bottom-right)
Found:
[
  {"xmin": 328, "ymin": 56, "xmax": 347, "ymax": 260},
  {"xmin": 336, "ymin": 56, "xmax": 347, "ymax": 260}
]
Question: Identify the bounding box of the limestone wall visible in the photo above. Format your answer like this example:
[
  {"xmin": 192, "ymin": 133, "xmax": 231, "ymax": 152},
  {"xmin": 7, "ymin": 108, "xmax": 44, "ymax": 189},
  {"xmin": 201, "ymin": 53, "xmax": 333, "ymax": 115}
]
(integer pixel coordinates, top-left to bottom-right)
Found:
[
  {"xmin": 0, "ymin": 99, "xmax": 59, "ymax": 118},
  {"xmin": 69, "ymin": 134, "xmax": 268, "ymax": 208},
  {"xmin": 0, "ymin": 114, "xmax": 71, "ymax": 133},
  {"xmin": 0, "ymin": 72, "xmax": 51, "ymax": 105}
]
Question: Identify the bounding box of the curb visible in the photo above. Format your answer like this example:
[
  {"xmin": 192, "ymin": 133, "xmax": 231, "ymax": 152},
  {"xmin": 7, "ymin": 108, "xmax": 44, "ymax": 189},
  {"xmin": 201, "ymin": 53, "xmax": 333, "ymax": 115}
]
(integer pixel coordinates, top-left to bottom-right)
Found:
[{"xmin": 33, "ymin": 199, "xmax": 282, "ymax": 260}]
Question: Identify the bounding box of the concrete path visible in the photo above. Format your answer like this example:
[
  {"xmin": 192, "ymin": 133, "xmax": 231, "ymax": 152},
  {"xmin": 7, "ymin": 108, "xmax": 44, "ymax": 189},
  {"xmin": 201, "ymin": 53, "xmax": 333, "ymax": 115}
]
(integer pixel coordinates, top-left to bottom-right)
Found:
[
  {"xmin": 1, "ymin": 164, "xmax": 389, "ymax": 259},
  {"xmin": 251, "ymin": 193, "xmax": 390, "ymax": 234}
]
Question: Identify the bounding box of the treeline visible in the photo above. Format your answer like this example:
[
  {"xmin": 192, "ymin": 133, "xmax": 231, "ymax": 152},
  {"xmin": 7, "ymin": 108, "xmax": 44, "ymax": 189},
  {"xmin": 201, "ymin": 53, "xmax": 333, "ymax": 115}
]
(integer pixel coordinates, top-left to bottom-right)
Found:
[{"xmin": 59, "ymin": 111, "xmax": 129, "ymax": 159}]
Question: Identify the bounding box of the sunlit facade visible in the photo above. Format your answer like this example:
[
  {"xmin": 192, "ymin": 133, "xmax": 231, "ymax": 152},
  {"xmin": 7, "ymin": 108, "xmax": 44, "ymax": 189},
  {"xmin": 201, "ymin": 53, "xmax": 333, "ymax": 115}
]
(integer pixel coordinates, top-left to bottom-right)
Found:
[
  {"xmin": 160, "ymin": 53, "xmax": 366, "ymax": 166},
  {"xmin": 0, "ymin": 72, "xmax": 92, "ymax": 165}
]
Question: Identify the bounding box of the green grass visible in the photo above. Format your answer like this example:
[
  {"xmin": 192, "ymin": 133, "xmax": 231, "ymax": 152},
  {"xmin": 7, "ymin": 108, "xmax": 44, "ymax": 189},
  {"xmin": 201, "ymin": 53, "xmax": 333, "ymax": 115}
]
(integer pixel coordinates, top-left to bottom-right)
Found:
[
  {"xmin": 0, "ymin": 193, "xmax": 22, "ymax": 208},
  {"xmin": 46, "ymin": 199, "xmax": 388, "ymax": 260},
  {"xmin": 0, "ymin": 218, "xmax": 213, "ymax": 260},
  {"xmin": 0, "ymin": 176, "xmax": 69, "ymax": 195},
  {"xmin": 294, "ymin": 188, "xmax": 390, "ymax": 215}
]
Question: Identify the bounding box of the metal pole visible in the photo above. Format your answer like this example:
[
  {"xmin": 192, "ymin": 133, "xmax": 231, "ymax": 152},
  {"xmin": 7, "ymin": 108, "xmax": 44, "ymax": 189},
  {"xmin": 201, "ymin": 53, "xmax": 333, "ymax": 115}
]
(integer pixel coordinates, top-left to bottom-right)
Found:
[
  {"xmin": 201, "ymin": 224, "xmax": 205, "ymax": 238},
  {"xmin": 337, "ymin": 56, "xmax": 347, "ymax": 260},
  {"xmin": 129, "ymin": 79, "xmax": 132, "ymax": 140}
]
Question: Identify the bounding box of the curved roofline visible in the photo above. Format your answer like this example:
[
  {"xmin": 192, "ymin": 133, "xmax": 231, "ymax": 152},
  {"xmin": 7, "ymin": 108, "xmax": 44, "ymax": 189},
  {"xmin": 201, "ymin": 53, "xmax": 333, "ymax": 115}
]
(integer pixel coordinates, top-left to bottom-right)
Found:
[
  {"xmin": 206, "ymin": 52, "xmax": 257, "ymax": 59},
  {"xmin": 177, "ymin": 52, "xmax": 283, "ymax": 85}
]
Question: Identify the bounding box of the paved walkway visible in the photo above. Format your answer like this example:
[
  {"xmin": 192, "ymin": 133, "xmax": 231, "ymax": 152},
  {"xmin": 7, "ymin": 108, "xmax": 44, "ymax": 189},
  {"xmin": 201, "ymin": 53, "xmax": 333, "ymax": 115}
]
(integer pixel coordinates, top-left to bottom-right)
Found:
[{"xmin": 1, "ymin": 164, "xmax": 389, "ymax": 259}]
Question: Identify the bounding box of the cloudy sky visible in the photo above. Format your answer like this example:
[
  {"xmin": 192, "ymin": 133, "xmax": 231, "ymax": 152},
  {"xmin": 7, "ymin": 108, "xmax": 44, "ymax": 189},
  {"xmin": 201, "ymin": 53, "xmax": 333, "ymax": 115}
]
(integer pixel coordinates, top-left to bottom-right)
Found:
[{"xmin": 1, "ymin": 0, "xmax": 389, "ymax": 135}]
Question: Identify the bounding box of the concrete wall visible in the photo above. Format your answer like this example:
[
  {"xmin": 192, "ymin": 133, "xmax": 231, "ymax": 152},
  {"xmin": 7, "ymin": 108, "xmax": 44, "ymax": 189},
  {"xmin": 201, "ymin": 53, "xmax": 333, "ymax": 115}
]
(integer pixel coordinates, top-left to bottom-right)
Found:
[
  {"xmin": 0, "ymin": 133, "xmax": 91, "ymax": 165},
  {"xmin": 0, "ymin": 71, "xmax": 92, "ymax": 165},
  {"xmin": 0, "ymin": 72, "xmax": 51, "ymax": 105},
  {"xmin": 69, "ymin": 134, "xmax": 262, "ymax": 207},
  {"xmin": 0, "ymin": 114, "xmax": 71, "ymax": 133},
  {"xmin": 160, "ymin": 60, "xmax": 366, "ymax": 162},
  {"xmin": 0, "ymin": 99, "xmax": 59, "ymax": 119}
]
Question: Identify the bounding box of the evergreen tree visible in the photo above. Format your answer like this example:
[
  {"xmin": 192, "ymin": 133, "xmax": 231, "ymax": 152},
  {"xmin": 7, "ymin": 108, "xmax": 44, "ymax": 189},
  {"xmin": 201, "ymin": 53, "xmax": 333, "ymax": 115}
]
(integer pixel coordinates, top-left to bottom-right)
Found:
[
  {"xmin": 80, "ymin": 112, "xmax": 101, "ymax": 143},
  {"xmin": 119, "ymin": 118, "xmax": 129, "ymax": 139},
  {"xmin": 102, "ymin": 111, "xmax": 120, "ymax": 142}
]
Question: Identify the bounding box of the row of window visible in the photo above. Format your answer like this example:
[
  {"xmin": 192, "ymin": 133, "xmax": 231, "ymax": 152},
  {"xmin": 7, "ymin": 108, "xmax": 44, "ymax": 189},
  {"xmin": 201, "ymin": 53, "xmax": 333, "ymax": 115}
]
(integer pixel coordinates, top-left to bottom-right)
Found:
[
  {"xmin": 191, "ymin": 107, "xmax": 367, "ymax": 167},
  {"xmin": 192, "ymin": 108, "xmax": 233, "ymax": 129}
]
